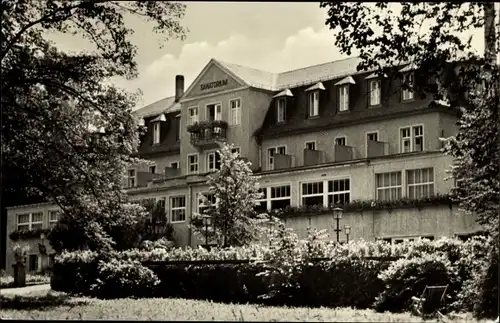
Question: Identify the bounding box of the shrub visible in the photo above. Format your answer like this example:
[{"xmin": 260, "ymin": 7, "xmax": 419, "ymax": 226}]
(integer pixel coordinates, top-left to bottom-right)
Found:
[
  {"xmin": 89, "ymin": 258, "xmax": 160, "ymax": 299},
  {"xmin": 474, "ymin": 243, "xmax": 499, "ymax": 319},
  {"xmin": 373, "ymin": 253, "xmax": 459, "ymax": 313}
]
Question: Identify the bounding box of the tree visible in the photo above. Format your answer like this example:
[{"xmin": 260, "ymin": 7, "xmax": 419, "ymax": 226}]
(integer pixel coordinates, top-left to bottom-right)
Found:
[
  {"xmin": 1, "ymin": 1, "xmax": 187, "ymax": 254},
  {"xmin": 190, "ymin": 143, "xmax": 267, "ymax": 247},
  {"xmin": 320, "ymin": 2, "xmax": 499, "ymax": 237}
]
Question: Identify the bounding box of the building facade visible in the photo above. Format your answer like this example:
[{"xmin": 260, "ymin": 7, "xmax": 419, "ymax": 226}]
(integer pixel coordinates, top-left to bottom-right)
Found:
[{"xmin": 5, "ymin": 57, "xmax": 483, "ymax": 273}]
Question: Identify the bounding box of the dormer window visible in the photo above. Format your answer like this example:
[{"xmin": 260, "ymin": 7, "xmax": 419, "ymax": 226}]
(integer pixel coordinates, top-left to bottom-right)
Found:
[
  {"xmin": 369, "ymin": 80, "xmax": 381, "ymax": 106},
  {"xmin": 308, "ymin": 91, "xmax": 319, "ymax": 117},
  {"xmin": 153, "ymin": 122, "xmax": 160, "ymax": 144},
  {"xmin": 276, "ymin": 98, "xmax": 286, "ymax": 123},
  {"xmin": 402, "ymin": 73, "xmax": 414, "ymax": 101},
  {"xmin": 335, "ymin": 76, "xmax": 355, "ymax": 112}
]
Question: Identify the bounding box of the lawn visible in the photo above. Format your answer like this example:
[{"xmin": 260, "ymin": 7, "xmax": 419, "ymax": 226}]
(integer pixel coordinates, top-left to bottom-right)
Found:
[{"xmin": 0, "ymin": 291, "xmax": 488, "ymax": 322}]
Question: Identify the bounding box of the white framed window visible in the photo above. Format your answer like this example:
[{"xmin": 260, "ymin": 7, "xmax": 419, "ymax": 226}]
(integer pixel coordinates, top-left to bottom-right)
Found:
[
  {"xmin": 339, "ymin": 85, "xmax": 349, "ymax": 111},
  {"xmin": 301, "ymin": 181, "xmax": 324, "ymax": 207},
  {"xmin": 376, "ymin": 171, "xmax": 402, "ymax": 201},
  {"xmin": 198, "ymin": 192, "xmax": 217, "ymax": 214},
  {"xmin": 170, "ymin": 162, "xmax": 179, "ymax": 169},
  {"xmin": 308, "ymin": 91, "xmax": 319, "ymax": 117},
  {"xmin": 276, "ymin": 98, "xmax": 286, "ymax": 123},
  {"xmin": 400, "ymin": 125, "xmax": 424, "ymax": 153},
  {"xmin": 229, "ymin": 99, "xmax": 241, "ymax": 125},
  {"xmin": 367, "ymin": 132, "xmax": 378, "ymax": 142},
  {"xmin": 335, "ymin": 137, "xmax": 346, "ymax": 146},
  {"xmin": 407, "ymin": 168, "xmax": 434, "ymax": 199},
  {"xmin": 369, "ymin": 79, "xmax": 381, "ymax": 106},
  {"xmin": 327, "ymin": 178, "xmax": 350, "ymax": 206},
  {"xmin": 17, "ymin": 212, "xmax": 43, "ymax": 231},
  {"xmin": 305, "ymin": 141, "xmax": 316, "ymax": 150},
  {"xmin": 402, "ymin": 73, "xmax": 414, "ymax": 101},
  {"xmin": 188, "ymin": 107, "xmax": 199, "ymax": 126},
  {"xmin": 188, "ymin": 154, "xmax": 199, "ymax": 174},
  {"xmin": 255, "ymin": 188, "xmax": 268, "ymax": 212},
  {"xmin": 231, "ymin": 147, "xmax": 241, "ymax": 156},
  {"xmin": 49, "ymin": 210, "xmax": 60, "ymax": 228},
  {"xmin": 207, "ymin": 103, "xmax": 222, "ymax": 121},
  {"xmin": 149, "ymin": 165, "xmax": 156, "ymax": 174},
  {"xmin": 270, "ymin": 185, "xmax": 291, "ymax": 210},
  {"xmin": 153, "ymin": 122, "xmax": 160, "ymax": 144},
  {"xmin": 413, "ymin": 125, "xmax": 423, "ymax": 151},
  {"xmin": 267, "ymin": 146, "xmax": 286, "ymax": 170},
  {"xmin": 170, "ymin": 196, "xmax": 186, "ymax": 222},
  {"xmin": 128, "ymin": 169, "xmax": 136, "ymax": 187},
  {"xmin": 206, "ymin": 151, "xmax": 221, "ymax": 172}
]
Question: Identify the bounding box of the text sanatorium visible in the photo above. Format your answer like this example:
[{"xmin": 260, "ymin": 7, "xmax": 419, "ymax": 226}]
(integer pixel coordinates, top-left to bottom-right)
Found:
[{"xmin": 200, "ymin": 79, "xmax": 228, "ymax": 91}]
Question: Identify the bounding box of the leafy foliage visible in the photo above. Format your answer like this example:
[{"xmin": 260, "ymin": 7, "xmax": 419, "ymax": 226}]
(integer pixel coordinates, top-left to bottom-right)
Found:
[
  {"xmin": 190, "ymin": 143, "xmax": 268, "ymax": 247},
  {"xmin": 1, "ymin": 1, "xmax": 187, "ymax": 253},
  {"xmin": 320, "ymin": 2, "xmax": 500, "ymax": 237},
  {"xmin": 9, "ymin": 228, "xmax": 52, "ymax": 241}
]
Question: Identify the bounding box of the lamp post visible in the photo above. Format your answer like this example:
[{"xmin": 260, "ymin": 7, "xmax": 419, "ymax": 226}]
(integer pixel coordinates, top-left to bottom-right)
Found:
[
  {"xmin": 333, "ymin": 207, "xmax": 343, "ymax": 243},
  {"xmin": 202, "ymin": 214, "xmax": 211, "ymax": 248},
  {"xmin": 266, "ymin": 218, "xmax": 277, "ymax": 246},
  {"xmin": 344, "ymin": 225, "xmax": 351, "ymax": 243}
]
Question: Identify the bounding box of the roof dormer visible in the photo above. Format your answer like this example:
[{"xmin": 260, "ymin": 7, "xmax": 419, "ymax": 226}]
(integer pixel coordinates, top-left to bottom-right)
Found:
[{"xmin": 335, "ymin": 76, "xmax": 356, "ymax": 112}]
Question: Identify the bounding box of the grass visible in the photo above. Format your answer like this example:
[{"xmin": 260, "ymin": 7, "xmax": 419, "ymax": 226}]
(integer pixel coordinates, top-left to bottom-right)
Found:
[
  {"xmin": 0, "ymin": 291, "xmax": 490, "ymax": 322},
  {"xmin": 0, "ymin": 273, "xmax": 51, "ymax": 288}
]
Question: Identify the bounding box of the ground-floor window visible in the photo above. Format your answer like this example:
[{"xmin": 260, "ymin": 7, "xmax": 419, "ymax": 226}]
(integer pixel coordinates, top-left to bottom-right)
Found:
[
  {"xmin": 270, "ymin": 185, "xmax": 291, "ymax": 210},
  {"xmin": 28, "ymin": 254, "xmax": 39, "ymax": 272},
  {"xmin": 406, "ymin": 167, "xmax": 434, "ymax": 199},
  {"xmin": 170, "ymin": 196, "xmax": 186, "ymax": 222},
  {"xmin": 301, "ymin": 181, "xmax": 324, "ymax": 206},
  {"xmin": 375, "ymin": 171, "xmax": 402, "ymax": 201},
  {"xmin": 301, "ymin": 178, "xmax": 351, "ymax": 207}
]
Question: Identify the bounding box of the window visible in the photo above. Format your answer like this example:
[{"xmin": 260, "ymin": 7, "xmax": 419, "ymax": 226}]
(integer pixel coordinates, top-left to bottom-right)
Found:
[
  {"xmin": 28, "ymin": 255, "xmax": 39, "ymax": 272},
  {"xmin": 276, "ymin": 98, "xmax": 286, "ymax": 123},
  {"xmin": 255, "ymin": 188, "xmax": 268, "ymax": 213},
  {"xmin": 17, "ymin": 212, "xmax": 43, "ymax": 231},
  {"xmin": 400, "ymin": 125, "xmax": 424, "ymax": 153},
  {"xmin": 339, "ymin": 85, "xmax": 349, "ymax": 111},
  {"xmin": 170, "ymin": 196, "xmax": 186, "ymax": 222},
  {"xmin": 207, "ymin": 103, "xmax": 222, "ymax": 121},
  {"xmin": 231, "ymin": 147, "xmax": 241, "ymax": 155},
  {"xmin": 153, "ymin": 122, "xmax": 160, "ymax": 144},
  {"xmin": 407, "ymin": 168, "xmax": 434, "ymax": 199},
  {"xmin": 327, "ymin": 178, "xmax": 350, "ymax": 206},
  {"xmin": 207, "ymin": 151, "xmax": 221, "ymax": 172},
  {"xmin": 308, "ymin": 91, "xmax": 319, "ymax": 117},
  {"xmin": 229, "ymin": 99, "xmax": 241, "ymax": 125},
  {"xmin": 198, "ymin": 193, "xmax": 216, "ymax": 214},
  {"xmin": 170, "ymin": 162, "xmax": 179, "ymax": 169},
  {"xmin": 128, "ymin": 169, "xmax": 136, "ymax": 187},
  {"xmin": 402, "ymin": 73, "xmax": 414, "ymax": 101},
  {"xmin": 188, "ymin": 154, "xmax": 198, "ymax": 174},
  {"xmin": 188, "ymin": 107, "xmax": 199, "ymax": 126},
  {"xmin": 367, "ymin": 132, "xmax": 378, "ymax": 142},
  {"xmin": 305, "ymin": 141, "xmax": 316, "ymax": 151},
  {"xmin": 49, "ymin": 210, "xmax": 59, "ymax": 228},
  {"xmin": 376, "ymin": 171, "xmax": 402, "ymax": 201},
  {"xmin": 301, "ymin": 181, "xmax": 324, "ymax": 206},
  {"xmin": 157, "ymin": 197, "xmax": 166, "ymax": 211},
  {"xmin": 149, "ymin": 165, "xmax": 156, "ymax": 174},
  {"xmin": 369, "ymin": 80, "xmax": 381, "ymax": 106},
  {"xmin": 335, "ymin": 137, "xmax": 346, "ymax": 146},
  {"xmin": 270, "ymin": 185, "xmax": 291, "ymax": 210},
  {"xmin": 413, "ymin": 126, "xmax": 423, "ymax": 151},
  {"xmin": 267, "ymin": 146, "xmax": 286, "ymax": 170}
]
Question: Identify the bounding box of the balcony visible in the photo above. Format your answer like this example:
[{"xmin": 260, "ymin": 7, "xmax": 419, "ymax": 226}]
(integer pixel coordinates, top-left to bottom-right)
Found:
[
  {"xmin": 304, "ymin": 149, "xmax": 326, "ymax": 166},
  {"xmin": 187, "ymin": 120, "xmax": 228, "ymax": 149},
  {"xmin": 367, "ymin": 140, "xmax": 389, "ymax": 158},
  {"xmin": 334, "ymin": 144, "xmax": 356, "ymax": 162},
  {"xmin": 274, "ymin": 153, "xmax": 295, "ymax": 170}
]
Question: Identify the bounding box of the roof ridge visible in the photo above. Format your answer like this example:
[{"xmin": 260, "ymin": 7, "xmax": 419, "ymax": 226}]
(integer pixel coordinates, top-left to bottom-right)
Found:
[{"xmin": 277, "ymin": 56, "xmax": 359, "ymax": 75}]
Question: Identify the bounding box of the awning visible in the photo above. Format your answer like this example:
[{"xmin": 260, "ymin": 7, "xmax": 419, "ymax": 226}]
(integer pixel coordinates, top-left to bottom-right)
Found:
[
  {"xmin": 151, "ymin": 114, "xmax": 167, "ymax": 122},
  {"xmin": 305, "ymin": 82, "xmax": 326, "ymax": 91},
  {"xmin": 334, "ymin": 76, "xmax": 356, "ymax": 86},
  {"xmin": 273, "ymin": 89, "xmax": 294, "ymax": 98},
  {"xmin": 400, "ymin": 63, "xmax": 418, "ymax": 73},
  {"xmin": 365, "ymin": 72, "xmax": 388, "ymax": 80}
]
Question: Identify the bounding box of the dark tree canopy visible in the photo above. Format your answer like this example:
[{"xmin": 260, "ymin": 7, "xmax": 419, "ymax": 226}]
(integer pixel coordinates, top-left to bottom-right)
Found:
[
  {"xmin": 320, "ymin": 2, "xmax": 499, "ymax": 236},
  {"xmin": 1, "ymin": 0, "xmax": 187, "ymax": 254}
]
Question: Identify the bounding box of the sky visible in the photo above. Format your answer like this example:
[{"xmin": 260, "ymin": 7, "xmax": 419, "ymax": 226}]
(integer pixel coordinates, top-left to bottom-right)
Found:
[{"xmin": 45, "ymin": 2, "xmax": 498, "ymax": 109}]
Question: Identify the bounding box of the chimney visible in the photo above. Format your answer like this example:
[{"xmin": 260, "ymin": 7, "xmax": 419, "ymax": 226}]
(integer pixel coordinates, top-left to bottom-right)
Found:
[{"xmin": 175, "ymin": 75, "xmax": 184, "ymax": 102}]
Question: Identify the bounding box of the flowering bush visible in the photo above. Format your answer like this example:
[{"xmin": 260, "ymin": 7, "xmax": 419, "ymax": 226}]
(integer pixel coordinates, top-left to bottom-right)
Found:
[
  {"xmin": 89, "ymin": 258, "xmax": 160, "ymax": 299},
  {"xmin": 139, "ymin": 237, "xmax": 175, "ymax": 251},
  {"xmin": 12, "ymin": 243, "xmax": 30, "ymax": 264}
]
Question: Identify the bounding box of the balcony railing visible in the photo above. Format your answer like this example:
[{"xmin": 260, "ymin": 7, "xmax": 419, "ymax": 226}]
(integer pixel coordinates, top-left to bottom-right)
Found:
[
  {"xmin": 334, "ymin": 144, "xmax": 356, "ymax": 162},
  {"xmin": 187, "ymin": 120, "xmax": 228, "ymax": 148}
]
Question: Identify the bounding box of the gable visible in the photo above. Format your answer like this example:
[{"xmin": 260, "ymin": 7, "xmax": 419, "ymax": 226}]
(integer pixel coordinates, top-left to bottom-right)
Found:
[{"xmin": 183, "ymin": 61, "xmax": 246, "ymax": 99}]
